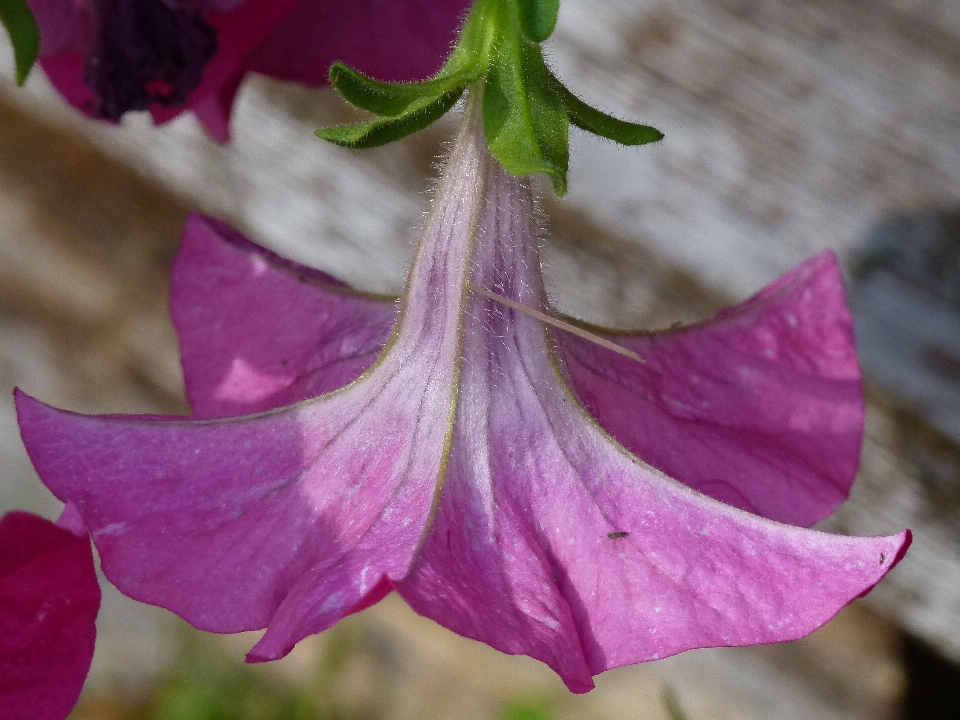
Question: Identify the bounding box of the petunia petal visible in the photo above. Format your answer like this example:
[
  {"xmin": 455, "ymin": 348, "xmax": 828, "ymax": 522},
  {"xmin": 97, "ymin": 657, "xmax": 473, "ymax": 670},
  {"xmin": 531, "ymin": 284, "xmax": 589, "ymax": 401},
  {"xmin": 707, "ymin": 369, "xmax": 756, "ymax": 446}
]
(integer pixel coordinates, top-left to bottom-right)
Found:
[
  {"xmin": 15, "ymin": 109, "xmax": 490, "ymax": 662},
  {"xmin": 246, "ymin": 0, "xmax": 472, "ymax": 86},
  {"xmin": 559, "ymin": 252, "xmax": 863, "ymax": 526},
  {"xmin": 26, "ymin": 0, "xmax": 88, "ymax": 56},
  {"xmin": 38, "ymin": 52, "xmax": 97, "ymax": 120},
  {"xmin": 171, "ymin": 213, "xmax": 397, "ymax": 419},
  {"xmin": 394, "ymin": 134, "xmax": 910, "ymax": 693},
  {"xmin": 29, "ymin": 0, "xmax": 469, "ymax": 138},
  {"xmin": 0, "ymin": 511, "xmax": 100, "ymax": 720},
  {"xmin": 148, "ymin": 0, "xmax": 301, "ymax": 137},
  {"xmin": 183, "ymin": 0, "xmax": 470, "ymax": 139}
]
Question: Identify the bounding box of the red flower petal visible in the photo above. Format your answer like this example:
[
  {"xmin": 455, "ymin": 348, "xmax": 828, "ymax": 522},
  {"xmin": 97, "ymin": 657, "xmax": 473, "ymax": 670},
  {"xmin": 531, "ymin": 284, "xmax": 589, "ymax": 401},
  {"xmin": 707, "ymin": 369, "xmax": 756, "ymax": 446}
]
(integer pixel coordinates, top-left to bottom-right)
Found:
[{"xmin": 0, "ymin": 512, "xmax": 100, "ymax": 720}]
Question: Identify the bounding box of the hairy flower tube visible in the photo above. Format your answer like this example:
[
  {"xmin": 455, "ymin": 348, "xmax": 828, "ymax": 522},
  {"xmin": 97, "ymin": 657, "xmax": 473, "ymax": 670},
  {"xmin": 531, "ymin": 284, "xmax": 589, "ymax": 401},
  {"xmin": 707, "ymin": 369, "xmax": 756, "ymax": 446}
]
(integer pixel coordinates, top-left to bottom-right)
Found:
[
  {"xmin": 0, "ymin": 510, "xmax": 100, "ymax": 720},
  {"xmin": 26, "ymin": 0, "xmax": 470, "ymax": 139},
  {"xmin": 17, "ymin": 97, "xmax": 909, "ymax": 693}
]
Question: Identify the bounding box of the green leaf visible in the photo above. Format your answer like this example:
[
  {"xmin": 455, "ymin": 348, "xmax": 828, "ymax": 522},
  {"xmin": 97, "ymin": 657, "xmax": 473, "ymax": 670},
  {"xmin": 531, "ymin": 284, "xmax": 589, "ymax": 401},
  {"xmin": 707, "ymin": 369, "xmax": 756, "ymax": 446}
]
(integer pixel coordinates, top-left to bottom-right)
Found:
[
  {"xmin": 499, "ymin": 696, "xmax": 556, "ymax": 720},
  {"xmin": 512, "ymin": 0, "xmax": 559, "ymax": 42},
  {"xmin": 316, "ymin": 89, "xmax": 464, "ymax": 149},
  {"xmin": 554, "ymin": 77, "xmax": 664, "ymax": 146},
  {"xmin": 483, "ymin": 34, "xmax": 569, "ymax": 194},
  {"xmin": 0, "ymin": 0, "xmax": 39, "ymax": 86},
  {"xmin": 318, "ymin": 0, "xmax": 661, "ymax": 193},
  {"xmin": 330, "ymin": 62, "xmax": 479, "ymax": 117}
]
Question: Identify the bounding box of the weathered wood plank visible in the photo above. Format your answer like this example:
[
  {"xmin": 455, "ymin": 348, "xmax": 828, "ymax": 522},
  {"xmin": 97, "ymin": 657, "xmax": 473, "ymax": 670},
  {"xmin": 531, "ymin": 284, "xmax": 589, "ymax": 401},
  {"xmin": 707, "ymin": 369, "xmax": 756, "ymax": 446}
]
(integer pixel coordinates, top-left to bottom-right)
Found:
[{"xmin": 552, "ymin": 0, "xmax": 960, "ymax": 296}]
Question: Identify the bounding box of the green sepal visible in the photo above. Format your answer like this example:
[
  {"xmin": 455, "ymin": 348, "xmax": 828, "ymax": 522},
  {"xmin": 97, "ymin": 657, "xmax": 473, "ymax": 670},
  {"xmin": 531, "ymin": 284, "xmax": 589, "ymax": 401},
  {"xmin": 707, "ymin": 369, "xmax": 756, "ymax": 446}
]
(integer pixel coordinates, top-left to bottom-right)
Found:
[
  {"xmin": 445, "ymin": 0, "xmax": 498, "ymax": 72},
  {"xmin": 554, "ymin": 77, "xmax": 664, "ymax": 146},
  {"xmin": 316, "ymin": 89, "xmax": 464, "ymax": 149},
  {"xmin": 330, "ymin": 62, "xmax": 481, "ymax": 117},
  {"xmin": 326, "ymin": 0, "xmax": 495, "ymax": 118},
  {"xmin": 318, "ymin": 0, "xmax": 659, "ymax": 195},
  {"xmin": 512, "ymin": 0, "xmax": 559, "ymax": 42},
  {"xmin": 0, "ymin": 0, "xmax": 39, "ymax": 86},
  {"xmin": 483, "ymin": 34, "xmax": 569, "ymax": 195}
]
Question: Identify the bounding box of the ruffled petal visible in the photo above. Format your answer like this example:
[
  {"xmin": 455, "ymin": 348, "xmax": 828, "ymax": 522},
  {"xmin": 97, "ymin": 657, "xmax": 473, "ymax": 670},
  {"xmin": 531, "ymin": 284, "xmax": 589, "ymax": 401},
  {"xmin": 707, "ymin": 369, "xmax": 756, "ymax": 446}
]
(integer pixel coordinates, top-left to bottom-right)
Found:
[
  {"xmin": 171, "ymin": 213, "xmax": 396, "ymax": 418},
  {"xmin": 0, "ymin": 511, "xmax": 100, "ymax": 720},
  {"xmin": 39, "ymin": 53, "xmax": 99, "ymax": 121},
  {"xmin": 84, "ymin": 0, "xmax": 218, "ymax": 120},
  {"xmin": 395, "ymin": 145, "xmax": 910, "ymax": 693},
  {"xmin": 30, "ymin": 0, "xmax": 467, "ymax": 138},
  {"xmin": 560, "ymin": 252, "xmax": 863, "ymax": 526},
  {"xmin": 35, "ymin": 0, "xmax": 228, "ymax": 121},
  {"xmin": 16, "ymin": 106, "xmax": 490, "ymax": 661},
  {"xmin": 246, "ymin": 0, "xmax": 472, "ymax": 86},
  {"xmin": 26, "ymin": 0, "xmax": 88, "ymax": 56},
  {"xmin": 148, "ymin": 0, "xmax": 300, "ymax": 135}
]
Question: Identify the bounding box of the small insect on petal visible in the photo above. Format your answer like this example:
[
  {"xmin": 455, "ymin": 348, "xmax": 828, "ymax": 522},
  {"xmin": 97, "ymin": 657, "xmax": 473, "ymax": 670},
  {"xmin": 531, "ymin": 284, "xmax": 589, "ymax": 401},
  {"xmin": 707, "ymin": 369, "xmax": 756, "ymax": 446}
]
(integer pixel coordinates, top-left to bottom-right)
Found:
[{"xmin": 608, "ymin": 531, "xmax": 631, "ymax": 539}]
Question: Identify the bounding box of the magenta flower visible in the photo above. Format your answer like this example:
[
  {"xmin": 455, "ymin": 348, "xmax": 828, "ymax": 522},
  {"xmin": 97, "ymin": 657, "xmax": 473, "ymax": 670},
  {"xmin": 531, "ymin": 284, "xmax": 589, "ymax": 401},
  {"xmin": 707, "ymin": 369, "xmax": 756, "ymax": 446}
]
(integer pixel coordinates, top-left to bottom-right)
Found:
[
  {"xmin": 16, "ymin": 100, "xmax": 909, "ymax": 692},
  {"xmin": 28, "ymin": 0, "xmax": 470, "ymax": 140},
  {"xmin": 0, "ymin": 510, "xmax": 100, "ymax": 720}
]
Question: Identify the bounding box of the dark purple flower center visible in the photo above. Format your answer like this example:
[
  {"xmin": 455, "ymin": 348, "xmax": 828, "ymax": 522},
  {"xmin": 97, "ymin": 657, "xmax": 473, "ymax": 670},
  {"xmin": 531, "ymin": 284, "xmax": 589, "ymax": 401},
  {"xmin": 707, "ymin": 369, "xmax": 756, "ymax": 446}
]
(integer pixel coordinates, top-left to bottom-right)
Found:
[{"xmin": 84, "ymin": 0, "xmax": 217, "ymax": 120}]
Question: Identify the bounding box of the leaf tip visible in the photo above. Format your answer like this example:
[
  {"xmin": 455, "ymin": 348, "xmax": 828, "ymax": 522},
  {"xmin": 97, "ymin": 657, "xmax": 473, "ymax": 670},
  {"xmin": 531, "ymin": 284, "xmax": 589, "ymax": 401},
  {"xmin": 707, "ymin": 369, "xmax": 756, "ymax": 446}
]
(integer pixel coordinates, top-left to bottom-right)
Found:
[
  {"xmin": 549, "ymin": 169, "xmax": 567, "ymax": 196},
  {"xmin": 1, "ymin": 0, "xmax": 40, "ymax": 87}
]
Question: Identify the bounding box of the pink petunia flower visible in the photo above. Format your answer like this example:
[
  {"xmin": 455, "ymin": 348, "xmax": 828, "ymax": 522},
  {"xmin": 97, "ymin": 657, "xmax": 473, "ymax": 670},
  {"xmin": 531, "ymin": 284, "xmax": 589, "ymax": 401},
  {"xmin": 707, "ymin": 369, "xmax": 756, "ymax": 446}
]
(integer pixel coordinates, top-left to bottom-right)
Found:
[
  {"xmin": 16, "ymin": 96, "xmax": 909, "ymax": 692},
  {"xmin": 172, "ymin": 219, "xmax": 863, "ymax": 529},
  {"xmin": 27, "ymin": 0, "xmax": 470, "ymax": 140},
  {"xmin": 0, "ymin": 509, "xmax": 100, "ymax": 720}
]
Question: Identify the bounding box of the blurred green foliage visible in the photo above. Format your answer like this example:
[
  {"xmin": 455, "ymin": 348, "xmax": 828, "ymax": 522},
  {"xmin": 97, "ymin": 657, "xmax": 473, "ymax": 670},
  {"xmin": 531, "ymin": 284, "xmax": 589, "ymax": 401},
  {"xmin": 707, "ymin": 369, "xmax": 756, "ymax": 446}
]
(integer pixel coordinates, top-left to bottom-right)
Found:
[
  {"xmin": 71, "ymin": 621, "xmax": 380, "ymax": 720},
  {"xmin": 72, "ymin": 616, "xmax": 694, "ymax": 720},
  {"xmin": 148, "ymin": 642, "xmax": 319, "ymax": 720},
  {"xmin": 498, "ymin": 696, "xmax": 556, "ymax": 720},
  {"xmin": 74, "ymin": 618, "xmax": 571, "ymax": 720}
]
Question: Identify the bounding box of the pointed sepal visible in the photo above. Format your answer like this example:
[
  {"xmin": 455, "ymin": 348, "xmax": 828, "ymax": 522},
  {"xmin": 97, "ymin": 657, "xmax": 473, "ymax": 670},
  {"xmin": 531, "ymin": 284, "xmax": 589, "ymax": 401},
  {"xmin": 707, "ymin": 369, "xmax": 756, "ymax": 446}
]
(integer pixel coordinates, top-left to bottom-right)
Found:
[
  {"xmin": 316, "ymin": 88, "xmax": 464, "ymax": 148},
  {"xmin": 317, "ymin": 0, "xmax": 659, "ymax": 195},
  {"xmin": 484, "ymin": 31, "xmax": 569, "ymax": 194},
  {"xmin": 554, "ymin": 75, "xmax": 664, "ymax": 146},
  {"xmin": 329, "ymin": 62, "xmax": 481, "ymax": 117}
]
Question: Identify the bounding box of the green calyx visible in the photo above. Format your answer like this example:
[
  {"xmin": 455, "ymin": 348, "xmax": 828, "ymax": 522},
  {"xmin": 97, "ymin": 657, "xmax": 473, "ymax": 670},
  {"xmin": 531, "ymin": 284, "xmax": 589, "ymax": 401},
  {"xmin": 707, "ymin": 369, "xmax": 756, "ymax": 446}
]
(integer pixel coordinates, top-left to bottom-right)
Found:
[
  {"xmin": 316, "ymin": 0, "xmax": 662, "ymax": 195},
  {"xmin": 0, "ymin": 0, "xmax": 39, "ymax": 86}
]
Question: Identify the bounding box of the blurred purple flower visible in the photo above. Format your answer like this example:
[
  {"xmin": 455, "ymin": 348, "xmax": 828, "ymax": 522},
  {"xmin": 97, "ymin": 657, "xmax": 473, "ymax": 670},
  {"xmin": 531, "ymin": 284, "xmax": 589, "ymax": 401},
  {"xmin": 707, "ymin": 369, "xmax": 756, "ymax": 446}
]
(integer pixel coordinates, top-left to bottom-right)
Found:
[
  {"xmin": 16, "ymin": 99, "xmax": 909, "ymax": 692},
  {"xmin": 27, "ymin": 0, "xmax": 470, "ymax": 140},
  {"xmin": 0, "ymin": 509, "xmax": 100, "ymax": 720}
]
